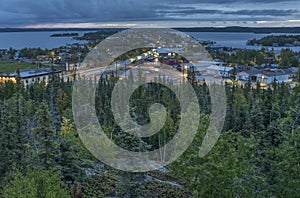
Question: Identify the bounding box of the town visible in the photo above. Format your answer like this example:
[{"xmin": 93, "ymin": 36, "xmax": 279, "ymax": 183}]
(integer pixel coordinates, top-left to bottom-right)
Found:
[{"xmin": 0, "ymin": 31, "xmax": 299, "ymax": 89}]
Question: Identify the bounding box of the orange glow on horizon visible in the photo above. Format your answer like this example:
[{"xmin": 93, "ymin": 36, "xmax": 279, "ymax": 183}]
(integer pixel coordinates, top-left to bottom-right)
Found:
[
  {"xmin": 22, "ymin": 23, "xmax": 138, "ymax": 28},
  {"xmin": 20, "ymin": 20, "xmax": 300, "ymax": 29}
]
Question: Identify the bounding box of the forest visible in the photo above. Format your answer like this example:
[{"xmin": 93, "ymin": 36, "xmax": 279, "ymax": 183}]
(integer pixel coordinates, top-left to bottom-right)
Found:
[
  {"xmin": 212, "ymin": 47, "xmax": 300, "ymax": 68},
  {"xmin": 247, "ymin": 35, "xmax": 300, "ymax": 47},
  {"xmin": 0, "ymin": 69, "xmax": 300, "ymax": 197},
  {"xmin": 51, "ymin": 33, "xmax": 79, "ymax": 37}
]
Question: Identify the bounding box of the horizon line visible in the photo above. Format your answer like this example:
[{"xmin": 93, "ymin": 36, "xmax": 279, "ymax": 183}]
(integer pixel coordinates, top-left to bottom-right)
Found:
[{"xmin": 1, "ymin": 26, "xmax": 300, "ymax": 29}]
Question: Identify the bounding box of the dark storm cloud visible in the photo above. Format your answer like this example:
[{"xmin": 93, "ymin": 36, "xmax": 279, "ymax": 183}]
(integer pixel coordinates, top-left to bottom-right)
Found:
[
  {"xmin": 163, "ymin": 0, "xmax": 296, "ymax": 4},
  {"xmin": 164, "ymin": 8, "xmax": 298, "ymax": 17},
  {"xmin": 224, "ymin": 9, "xmax": 297, "ymax": 16},
  {"xmin": 0, "ymin": 0, "xmax": 162, "ymax": 25},
  {"xmin": 0, "ymin": 0, "xmax": 298, "ymax": 27}
]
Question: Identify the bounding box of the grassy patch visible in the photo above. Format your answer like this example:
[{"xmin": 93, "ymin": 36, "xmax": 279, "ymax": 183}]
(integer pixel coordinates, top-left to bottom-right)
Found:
[{"xmin": 0, "ymin": 60, "xmax": 36, "ymax": 73}]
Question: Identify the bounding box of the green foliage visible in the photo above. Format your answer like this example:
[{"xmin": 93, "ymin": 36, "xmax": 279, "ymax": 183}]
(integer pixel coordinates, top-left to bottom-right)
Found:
[
  {"xmin": 0, "ymin": 60, "xmax": 35, "ymax": 73},
  {"xmin": 19, "ymin": 47, "xmax": 50, "ymax": 59},
  {"xmin": 81, "ymin": 173, "xmax": 119, "ymax": 197},
  {"xmin": 33, "ymin": 102, "xmax": 59, "ymax": 169},
  {"xmin": 279, "ymin": 48, "xmax": 299, "ymax": 67},
  {"xmin": 213, "ymin": 47, "xmax": 300, "ymax": 67},
  {"xmin": 146, "ymin": 180, "xmax": 190, "ymax": 198},
  {"xmin": 0, "ymin": 68, "xmax": 299, "ymax": 197},
  {"xmin": 3, "ymin": 169, "xmax": 71, "ymax": 198},
  {"xmin": 116, "ymin": 179, "xmax": 149, "ymax": 198},
  {"xmin": 171, "ymin": 130, "xmax": 258, "ymax": 197},
  {"xmin": 248, "ymin": 35, "xmax": 300, "ymax": 47}
]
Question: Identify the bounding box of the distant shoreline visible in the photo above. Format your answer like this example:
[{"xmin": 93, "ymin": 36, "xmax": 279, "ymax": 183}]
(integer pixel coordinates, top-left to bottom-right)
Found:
[
  {"xmin": 174, "ymin": 27, "xmax": 300, "ymax": 34},
  {"xmin": 247, "ymin": 35, "xmax": 300, "ymax": 47},
  {"xmin": 50, "ymin": 33, "xmax": 79, "ymax": 37},
  {"xmin": 0, "ymin": 28, "xmax": 126, "ymax": 33},
  {"xmin": 0, "ymin": 27, "xmax": 300, "ymax": 33}
]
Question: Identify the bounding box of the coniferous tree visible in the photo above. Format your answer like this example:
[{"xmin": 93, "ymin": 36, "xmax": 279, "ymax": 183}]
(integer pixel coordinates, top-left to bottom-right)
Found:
[{"xmin": 33, "ymin": 102, "xmax": 59, "ymax": 169}]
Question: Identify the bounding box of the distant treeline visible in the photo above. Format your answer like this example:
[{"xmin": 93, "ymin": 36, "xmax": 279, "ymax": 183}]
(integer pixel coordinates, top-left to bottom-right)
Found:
[
  {"xmin": 50, "ymin": 33, "xmax": 79, "ymax": 37},
  {"xmin": 247, "ymin": 35, "xmax": 300, "ymax": 47},
  {"xmin": 175, "ymin": 26, "xmax": 300, "ymax": 33},
  {"xmin": 1, "ymin": 27, "xmax": 300, "ymax": 33},
  {"xmin": 76, "ymin": 30, "xmax": 120, "ymax": 41},
  {"xmin": 0, "ymin": 28, "xmax": 127, "ymax": 32}
]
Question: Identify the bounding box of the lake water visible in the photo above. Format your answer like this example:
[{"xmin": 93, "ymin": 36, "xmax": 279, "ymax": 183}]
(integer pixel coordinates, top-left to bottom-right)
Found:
[
  {"xmin": 0, "ymin": 31, "xmax": 90, "ymax": 50},
  {"xmin": 187, "ymin": 32, "xmax": 300, "ymax": 53},
  {"xmin": 0, "ymin": 31, "xmax": 300, "ymax": 52}
]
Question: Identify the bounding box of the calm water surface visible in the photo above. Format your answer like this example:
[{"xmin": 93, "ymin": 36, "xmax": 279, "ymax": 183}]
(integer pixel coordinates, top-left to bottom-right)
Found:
[
  {"xmin": 187, "ymin": 32, "xmax": 300, "ymax": 52},
  {"xmin": 0, "ymin": 31, "xmax": 300, "ymax": 52},
  {"xmin": 0, "ymin": 31, "xmax": 90, "ymax": 49}
]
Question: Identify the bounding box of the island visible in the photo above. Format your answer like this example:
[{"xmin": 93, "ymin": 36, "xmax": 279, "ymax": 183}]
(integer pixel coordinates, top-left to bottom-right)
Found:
[
  {"xmin": 50, "ymin": 33, "xmax": 79, "ymax": 37},
  {"xmin": 247, "ymin": 35, "xmax": 300, "ymax": 47},
  {"xmin": 75, "ymin": 30, "xmax": 120, "ymax": 41}
]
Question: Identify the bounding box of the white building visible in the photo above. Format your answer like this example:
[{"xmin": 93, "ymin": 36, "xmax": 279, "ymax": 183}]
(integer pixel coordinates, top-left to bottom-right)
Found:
[
  {"xmin": 237, "ymin": 68, "xmax": 295, "ymax": 84},
  {"xmin": 0, "ymin": 68, "xmax": 62, "ymax": 87}
]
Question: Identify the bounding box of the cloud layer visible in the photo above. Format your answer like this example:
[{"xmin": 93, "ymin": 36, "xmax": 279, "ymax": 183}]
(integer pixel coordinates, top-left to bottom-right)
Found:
[{"xmin": 0, "ymin": 0, "xmax": 299, "ymax": 27}]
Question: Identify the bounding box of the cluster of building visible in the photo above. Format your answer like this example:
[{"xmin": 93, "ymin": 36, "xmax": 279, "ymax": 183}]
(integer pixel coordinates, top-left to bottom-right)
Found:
[
  {"xmin": 153, "ymin": 47, "xmax": 299, "ymax": 87},
  {"xmin": 0, "ymin": 68, "xmax": 63, "ymax": 87},
  {"xmin": 0, "ymin": 44, "xmax": 299, "ymax": 88},
  {"xmin": 179, "ymin": 62, "xmax": 298, "ymax": 87},
  {"xmin": 0, "ymin": 42, "xmax": 88, "ymax": 86}
]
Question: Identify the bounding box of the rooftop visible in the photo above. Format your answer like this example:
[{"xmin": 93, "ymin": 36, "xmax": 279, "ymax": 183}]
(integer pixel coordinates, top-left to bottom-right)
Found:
[
  {"xmin": 0, "ymin": 68, "xmax": 60, "ymax": 78},
  {"xmin": 239, "ymin": 67, "xmax": 298, "ymax": 77},
  {"xmin": 207, "ymin": 65, "xmax": 234, "ymax": 72}
]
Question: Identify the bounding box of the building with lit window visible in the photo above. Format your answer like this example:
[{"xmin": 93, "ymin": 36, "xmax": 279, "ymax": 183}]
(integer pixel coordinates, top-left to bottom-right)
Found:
[{"xmin": 0, "ymin": 68, "xmax": 62, "ymax": 87}]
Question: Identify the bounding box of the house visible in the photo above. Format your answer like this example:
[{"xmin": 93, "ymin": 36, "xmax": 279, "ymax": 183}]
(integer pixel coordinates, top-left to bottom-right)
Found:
[
  {"xmin": 237, "ymin": 71, "xmax": 250, "ymax": 81},
  {"xmin": 0, "ymin": 68, "xmax": 62, "ymax": 87},
  {"xmin": 238, "ymin": 68, "xmax": 293, "ymax": 85},
  {"xmin": 287, "ymin": 67, "xmax": 299, "ymax": 79},
  {"xmin": 37, "ymin": 55, "xmax": 50, "ymax": 63},
  {"xmin": 206, "ymin": 65, "xmax": 234, "ymax": 78},
  {"xmin": 237, "ymin": 69, "xmax": 262, "ymax": 81},
  {"xmin": 155, "ymin": 48, "xmax": 183, "ymax": 57},
  {"xmin": 257, "ymin": 69, "xmax": 291, "ymax": 84}
]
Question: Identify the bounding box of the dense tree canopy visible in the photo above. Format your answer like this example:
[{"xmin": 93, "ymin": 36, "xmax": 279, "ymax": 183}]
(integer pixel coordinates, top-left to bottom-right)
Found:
[{"xmin": 0, "ymin": 69, "xmax": 299, "ymax": 197}]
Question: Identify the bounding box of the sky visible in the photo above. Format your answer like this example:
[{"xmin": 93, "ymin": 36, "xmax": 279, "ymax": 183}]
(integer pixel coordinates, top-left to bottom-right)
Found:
[{"xmin": 0, "ymin": 0, "xmax": 300, "ymax": 28}]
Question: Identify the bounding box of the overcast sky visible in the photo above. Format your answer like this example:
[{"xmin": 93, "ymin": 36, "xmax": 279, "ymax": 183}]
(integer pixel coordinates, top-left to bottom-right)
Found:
[{"xmin": 1, "ymin": 0, "xmax": 299, "ymax": 28}]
